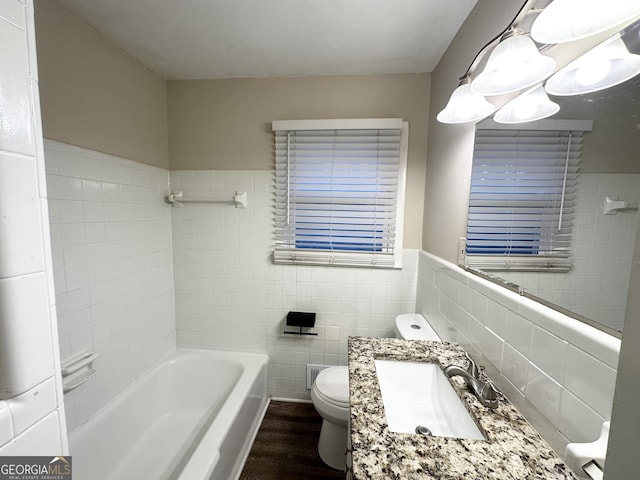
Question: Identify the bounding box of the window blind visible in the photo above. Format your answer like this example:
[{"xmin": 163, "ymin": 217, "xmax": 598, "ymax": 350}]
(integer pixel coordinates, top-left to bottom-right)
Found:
[
  {"xmin": 273, "ymin": 119, "xmax": 407, "ymax": 268},
  {"xmin": 465, "ymin": 129, "xmax": 582, "ymax": 272}
]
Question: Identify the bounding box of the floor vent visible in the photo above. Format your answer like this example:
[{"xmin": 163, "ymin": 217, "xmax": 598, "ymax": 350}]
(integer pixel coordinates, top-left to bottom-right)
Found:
[{"xmin": 306, "ymin": 364, "xmax": 331, "ymax": 390}]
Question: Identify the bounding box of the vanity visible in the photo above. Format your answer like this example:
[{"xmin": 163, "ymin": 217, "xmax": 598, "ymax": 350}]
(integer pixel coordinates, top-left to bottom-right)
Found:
[{"xmin": 348, "ymin": 336, "xmax": 577, "ymax": 479}]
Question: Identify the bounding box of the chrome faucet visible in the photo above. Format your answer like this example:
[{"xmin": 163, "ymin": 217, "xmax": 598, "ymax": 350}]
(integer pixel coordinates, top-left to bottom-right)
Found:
[{"xmin": 444, "ymin": 353, "xmax": 500, "ymax": 409}]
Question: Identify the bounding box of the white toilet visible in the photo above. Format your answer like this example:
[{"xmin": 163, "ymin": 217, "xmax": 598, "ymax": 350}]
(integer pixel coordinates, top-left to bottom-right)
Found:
[
  {"xmin": 310, "ymin": 313, "xmax": 441, "ymax": 470},
  {"xmin": 393, "ymin": 313, "xmax": 442, "ymax": 342}
]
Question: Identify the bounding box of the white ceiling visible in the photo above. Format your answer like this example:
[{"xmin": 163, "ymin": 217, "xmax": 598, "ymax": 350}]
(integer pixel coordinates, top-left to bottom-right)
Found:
[{"xmin": 58, "ymin": 0, "xmax": 477, "ymax": 80}]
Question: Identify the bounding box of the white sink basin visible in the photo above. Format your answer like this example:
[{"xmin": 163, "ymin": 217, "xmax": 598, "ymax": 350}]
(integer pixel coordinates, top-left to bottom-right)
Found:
[{"xmin": 374, "ymin": 359, "xmax": 485, "ymax": 440}]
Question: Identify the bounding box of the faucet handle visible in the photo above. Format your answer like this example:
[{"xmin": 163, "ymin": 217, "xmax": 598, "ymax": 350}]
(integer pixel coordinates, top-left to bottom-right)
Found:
[
  {"xmin": 482, "ymin": 382, "xmax": 498, "ymax": 400},
  {"xmin": 480, "ymin": 381, "xmax": 500, "ymax": 409},
  {"xmin": 465, "ymin": 353, "xmax": 482, "ymax": 379}
]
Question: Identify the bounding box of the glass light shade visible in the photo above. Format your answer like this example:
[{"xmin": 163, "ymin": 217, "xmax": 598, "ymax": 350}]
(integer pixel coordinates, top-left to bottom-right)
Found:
[
  {"xmin": 546, "ymin": 35, "xmax": 640, "ymax": 95},
  {"xmin": 494, "ymin": 85, "xmax": 560, "ymax": 124},
  {"xmin": 531, "ymin": 0, "xmax": 640, "ymax": 44},
  {"xmin": 436, "ymin": 83, "xmax": 496, "ymax": 124},
  {"xmin": 471, "ymin": 34, "xmax": 556, "ymax": 96}
]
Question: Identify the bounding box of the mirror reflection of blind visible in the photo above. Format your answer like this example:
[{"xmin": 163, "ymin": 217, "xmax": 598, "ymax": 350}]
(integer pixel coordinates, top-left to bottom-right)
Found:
[
  {"xmin": 273, "ymin": 120, "xmax": 405, "ymax": 268},
  {"xmin": 466, "ymin": 129, "xmax": 582, "ymax": 272}
]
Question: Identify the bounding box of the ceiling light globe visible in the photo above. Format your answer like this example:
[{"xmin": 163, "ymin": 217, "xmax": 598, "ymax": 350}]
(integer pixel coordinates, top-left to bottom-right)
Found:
[
  {"xmin": 494, "ymin": 85, "xmax": 560, "ymax": 124},
  {"xmin": 531, "ymin": 0, "xmax": 640, "ymax": 44},
  {"xmin": 437, "ymin": 84, "xmax": 496, "ymax": 124},
  {"xmin": 471, "ymin": 34, "xmax": 556, "ymax": 96},
  {"xmin": 575, "ymin": 58, "xmax": 612, "ymax": 86},
  {"xmin": 513, "ymin": 98, "xmax": 539, "ymax": 121},
  {"xmin": 546, "ymin": 35, "xmax": 640, "ymax": 95}
]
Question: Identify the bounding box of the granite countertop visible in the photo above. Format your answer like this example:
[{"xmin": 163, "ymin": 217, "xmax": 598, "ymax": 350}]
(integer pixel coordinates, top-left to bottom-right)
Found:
[{"xmin": 348, "ymin": 336, "xmax": 577, "ymax": 480}]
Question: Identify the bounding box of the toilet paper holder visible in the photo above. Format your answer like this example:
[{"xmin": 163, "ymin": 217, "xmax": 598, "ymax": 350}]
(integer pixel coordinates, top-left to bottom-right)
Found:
[{"xmin": 283, "ymin": 311, "xmax": 318, "ymax": 336}]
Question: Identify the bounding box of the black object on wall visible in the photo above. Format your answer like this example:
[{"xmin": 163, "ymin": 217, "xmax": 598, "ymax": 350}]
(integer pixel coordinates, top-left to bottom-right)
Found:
[{"xmin": 284, "ymin": 311, "xmax": 318, "ymax": 336}]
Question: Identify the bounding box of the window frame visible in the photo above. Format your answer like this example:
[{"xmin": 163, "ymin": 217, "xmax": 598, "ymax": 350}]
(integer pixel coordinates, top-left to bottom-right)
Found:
[
  {"xmin": 272, "ymin": 118, "xmax": 408, "ymax": 268},
  {"xmin": 463, "ymin": 120, "xmax": 591, "ymax": 272}
]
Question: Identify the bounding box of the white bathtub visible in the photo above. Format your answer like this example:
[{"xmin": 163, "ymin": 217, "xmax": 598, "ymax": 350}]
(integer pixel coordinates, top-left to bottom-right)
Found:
[{"xmin": 69, "ymin": 348, "xmax": 269, "ymax": 480}]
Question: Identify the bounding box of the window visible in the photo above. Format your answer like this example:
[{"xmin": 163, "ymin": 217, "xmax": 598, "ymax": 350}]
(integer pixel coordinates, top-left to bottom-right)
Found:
[
  {"xmin": 465, "ymin": 125, "xmax": 586, "ymax": 272},
  {"xmin": 272, "ymin": 119, "xmax": 408, "ymax": 268}
]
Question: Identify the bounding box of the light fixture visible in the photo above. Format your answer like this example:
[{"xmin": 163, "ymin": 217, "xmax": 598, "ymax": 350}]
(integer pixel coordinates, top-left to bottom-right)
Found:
[
  {"xmin": 494, "ymin": 84, "xmax": 559, "ymax": 124},
  {"xmin": 436, "ymin": 78, "xmax": 496, "ymax": 124},
  {"xmin": 471, "ymin": 29, "xmax": 556, "ymax": 96},
  {"xmin": 531, "ymin": 0, "xmax": 640, "ymax": 44},
  {"xmin": 436, "ymin": 0, "xmax": 640, "ymax": 124},
  {"xmin": 546, "ymin": 33, "xmax": 640, "ymax": 95}
]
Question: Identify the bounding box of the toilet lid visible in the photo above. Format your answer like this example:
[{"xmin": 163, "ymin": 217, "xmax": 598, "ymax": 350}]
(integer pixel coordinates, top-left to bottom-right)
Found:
[
  {"xmin": 314, "ymin": 366, "xmax": 349, "ymax": 407},
  {"xmin": 395, "ymin": 314, "xmax": 441, "ymax": 341}
]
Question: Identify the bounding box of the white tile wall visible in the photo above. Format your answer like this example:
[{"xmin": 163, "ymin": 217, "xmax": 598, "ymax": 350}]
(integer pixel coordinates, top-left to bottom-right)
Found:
[
  {"xmin": 0, "ymin": 274, "xmax": 54, "ymax": 394},
  {"xmin": 170, "ymin": 170, "xmax": 418, "ymax": 400},
  {"xmin": 0, "ymin": 0, "xmax": 66, "ymax": 455},
  {"xmin": 45, "ymin": 140, "xmax": 176, "ymax": 432},
  {"xmin": 20, "ymin": 150, "xmax": 624, "ymax": 452},
  {"xmin": 0, "ymin": 1, "xmax": 35, "ymax": 157},
  {"xmin": 416, "ymin": 250, "xmax": 620, "ymax": 453},
  {"xmin": 0, "ymin": 153, "xmax": 45, "ymax": 278},
  {"xmin": 0, "ymin": 410, "xmax": 63, "ymax": 455},
  {"xmin": 501, "ymin": 173, "xmax": 640, "ymax": 332},
  {"xmin": 7, "ymin": 378, "xmax": 57, "ymax": 436}
]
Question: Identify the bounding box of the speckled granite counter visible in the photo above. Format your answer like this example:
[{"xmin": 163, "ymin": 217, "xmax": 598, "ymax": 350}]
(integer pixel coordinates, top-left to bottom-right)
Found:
[{"xmin": 348, "ymin": 336, "xmax": 577, "ymax": 480}]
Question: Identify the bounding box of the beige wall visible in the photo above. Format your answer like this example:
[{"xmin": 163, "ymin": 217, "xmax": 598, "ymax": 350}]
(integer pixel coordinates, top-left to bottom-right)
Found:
[
  {"xmin": 422, "ymin": 0, "xmax": 522, "ymax": 262},
  {"xmin": 167, "ymin": 74, "xmax": 430, "ymax": 248},
  {"xmin": 581, "ymin": 114, "xmax": 640, "ymax": 173},
  {"xmin": 34, "ymin": 0, "xmax": 169, "ymax": 168}
]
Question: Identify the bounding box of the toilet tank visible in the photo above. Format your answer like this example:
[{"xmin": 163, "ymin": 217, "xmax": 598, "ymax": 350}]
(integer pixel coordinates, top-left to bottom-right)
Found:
[{"xmin": 394, "ymin": 314, "xmax": 441, "ymax": 341}]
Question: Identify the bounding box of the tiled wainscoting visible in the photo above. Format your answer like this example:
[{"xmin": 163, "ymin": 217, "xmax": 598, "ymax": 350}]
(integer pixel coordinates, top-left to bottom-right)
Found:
[
  {"xmin": 45, "ymin": 140, "xmax": 176, "ymax": 431},
  {"xmin": 417, "ymin": 251, "xmax": 620, "ymax": 452},
  {"xmin": 501, "ymin": 173, "xmax": 640, "ymax": 332},
  {"xmin": 170, "ymin": 170, "xmax": 418, "ymax": 400},
  {"xmin": 39, "ymin": 144, "xmax": 626, "ymax": 448}
]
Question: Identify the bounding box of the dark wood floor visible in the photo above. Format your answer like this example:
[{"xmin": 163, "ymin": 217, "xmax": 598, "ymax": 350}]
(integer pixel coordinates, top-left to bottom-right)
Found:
[{"xmin": 240, "ymin": 400, "xmax": 345, "ymax": 480}]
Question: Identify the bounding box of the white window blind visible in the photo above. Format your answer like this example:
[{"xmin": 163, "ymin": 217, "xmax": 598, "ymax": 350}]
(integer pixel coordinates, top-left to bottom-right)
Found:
[
  {"xmin": 272, "ymin": 119, "xmax": 407, "ymax": 268},
  {"xmin": 465, "ymin": 128, "xmax": 583, "ymax": 272}
]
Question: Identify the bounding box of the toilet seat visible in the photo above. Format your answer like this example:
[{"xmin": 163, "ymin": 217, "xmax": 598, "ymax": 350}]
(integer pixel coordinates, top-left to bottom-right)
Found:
[{"xmin": 313, "ymin": 366, "xmax": 349, "ymax": 408}]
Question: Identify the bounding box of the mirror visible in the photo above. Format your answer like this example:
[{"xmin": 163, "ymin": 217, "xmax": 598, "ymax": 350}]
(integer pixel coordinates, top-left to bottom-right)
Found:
[{"xmin": 468, "ymin": 74, "xmax": 640, "ymax": 336}]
